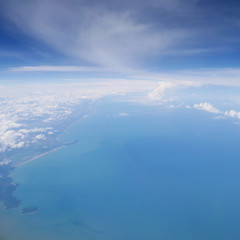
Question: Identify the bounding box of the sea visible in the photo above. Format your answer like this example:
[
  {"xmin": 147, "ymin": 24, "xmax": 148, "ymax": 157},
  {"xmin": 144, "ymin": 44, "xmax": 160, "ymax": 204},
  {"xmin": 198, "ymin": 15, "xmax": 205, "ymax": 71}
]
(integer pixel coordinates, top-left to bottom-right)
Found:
[{"xmin": 1, "ymin": 99, "xmax": 240, "ymax": 240}]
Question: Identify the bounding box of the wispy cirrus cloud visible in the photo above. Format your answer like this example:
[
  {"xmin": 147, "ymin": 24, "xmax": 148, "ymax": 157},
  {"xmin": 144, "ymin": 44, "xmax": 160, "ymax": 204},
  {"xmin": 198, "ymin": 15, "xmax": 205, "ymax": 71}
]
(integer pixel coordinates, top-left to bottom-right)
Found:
[
  {"xmin": 0, "ymin": 0, "xmax": 225, "ymax": 71},
  {"xmin": 0, "ymin": 0, "xmax": 240, "ymax": 76},
  {"xmin": 2, "ymin": 1, "xmax": 175, "ymax": 70}
]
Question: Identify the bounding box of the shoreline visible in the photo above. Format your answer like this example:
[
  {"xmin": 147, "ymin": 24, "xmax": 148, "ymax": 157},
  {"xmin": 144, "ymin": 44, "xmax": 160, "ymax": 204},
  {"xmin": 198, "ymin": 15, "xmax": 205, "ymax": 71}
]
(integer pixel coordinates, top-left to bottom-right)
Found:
[
  {"xmin": 15, "ymin": 146, "xmax": 64, "ymax": 167},
  {"xmin": 15, "ymin": 112, "xmax": 90, "ymax": 168},
  {"xmin": 0, "ymin": 111, "xmax": 92, "ymax": 210}
]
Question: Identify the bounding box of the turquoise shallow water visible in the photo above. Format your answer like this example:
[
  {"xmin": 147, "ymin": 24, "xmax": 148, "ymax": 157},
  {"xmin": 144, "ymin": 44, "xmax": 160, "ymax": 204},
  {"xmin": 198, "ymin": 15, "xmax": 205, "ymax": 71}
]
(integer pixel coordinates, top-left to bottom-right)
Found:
[{"xmin": 1, "ymin": 101, "xmax": 240, "ymax": 240}]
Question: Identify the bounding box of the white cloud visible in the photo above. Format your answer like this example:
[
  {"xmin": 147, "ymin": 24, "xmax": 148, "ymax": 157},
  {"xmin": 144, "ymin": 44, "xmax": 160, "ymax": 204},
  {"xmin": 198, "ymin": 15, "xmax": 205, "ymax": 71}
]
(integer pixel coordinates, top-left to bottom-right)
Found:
[
  {"xmin": 0, "ymin": 80, "xmax": 159, "ymax": 153},
  {"xmin": 148, "ymin": 81, "xmax": 176, "ymax": 101},
  {"xmin": 193, "ymin": 102, "xmax": 221, "ymax": 114},
  {"xmin": 1, "ymin": 80, "xmax": 240, "ymax": 155},
  {"xmin": 35, "ymin": 134, "xmax": 46, "ymax": 140},
  {"xmin": 118, "ymin": 112, "xmax": 129, "ymax": 117},
  {"xmin": 0, "ymin": 130, "xmax": 25, "ymax": 152},
  {"xmin": 0, "ymin": 159, "xmax": 12, "ymax": 166},
  {"xmin": 193, "ymin": 102, "xmax": 240, "ymax": 122},
  {"xmin": 224, "ymin": 110, "xmax": 240, "ymax": 119}
]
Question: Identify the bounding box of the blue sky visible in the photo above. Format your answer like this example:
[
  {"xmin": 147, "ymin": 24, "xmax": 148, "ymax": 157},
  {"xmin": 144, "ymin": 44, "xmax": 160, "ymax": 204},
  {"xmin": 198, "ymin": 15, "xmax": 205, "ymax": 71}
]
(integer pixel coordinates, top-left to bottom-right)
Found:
[{"xmin": 1, "ymin": 0, "xmax": 240, "ymax": 82}]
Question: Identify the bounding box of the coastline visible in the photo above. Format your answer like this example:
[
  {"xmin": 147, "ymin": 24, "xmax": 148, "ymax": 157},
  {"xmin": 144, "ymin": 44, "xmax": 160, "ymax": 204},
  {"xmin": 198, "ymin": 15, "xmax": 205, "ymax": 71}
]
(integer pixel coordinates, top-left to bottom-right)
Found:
[
  {"xmin": 15, "ymin": 113, "xmax": 90, "ymax": 168},
  {"xmin": 15, "ymin": 146, "xmax": 64, "ymax": 167},
  {"xmin": 0, "ymin": 110, "xmax": 92, "ymax": 211}
]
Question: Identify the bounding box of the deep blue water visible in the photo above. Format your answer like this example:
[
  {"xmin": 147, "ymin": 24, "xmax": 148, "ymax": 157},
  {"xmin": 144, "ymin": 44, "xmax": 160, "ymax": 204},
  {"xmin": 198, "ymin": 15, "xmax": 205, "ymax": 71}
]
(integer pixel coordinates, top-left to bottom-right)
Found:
[{"xmin": 1, "ymin": 100, "xmax": 240, "ymax": 240}]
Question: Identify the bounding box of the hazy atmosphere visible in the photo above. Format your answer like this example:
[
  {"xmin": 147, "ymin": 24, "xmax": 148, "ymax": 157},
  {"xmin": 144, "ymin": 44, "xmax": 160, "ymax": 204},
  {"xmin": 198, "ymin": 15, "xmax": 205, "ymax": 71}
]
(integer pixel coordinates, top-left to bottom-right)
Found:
[{"xmin": 1, "ymin": 1, "xmax": 240, "ymax": 240}]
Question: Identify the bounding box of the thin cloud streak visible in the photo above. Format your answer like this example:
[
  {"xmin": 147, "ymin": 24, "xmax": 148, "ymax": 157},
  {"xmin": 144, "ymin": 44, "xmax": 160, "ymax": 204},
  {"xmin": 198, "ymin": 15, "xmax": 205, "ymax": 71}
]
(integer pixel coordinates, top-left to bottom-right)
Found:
[
  {"xmin": 8, "ymin": 64, "xmax": 240, "ymax": 88},
  {"xmin": 131, "ymin": 68, "xmax": 240, "ymax": 87},
  {"xmin": 10, "ymin": 65, "xmax": 104, "ymax": 72}
]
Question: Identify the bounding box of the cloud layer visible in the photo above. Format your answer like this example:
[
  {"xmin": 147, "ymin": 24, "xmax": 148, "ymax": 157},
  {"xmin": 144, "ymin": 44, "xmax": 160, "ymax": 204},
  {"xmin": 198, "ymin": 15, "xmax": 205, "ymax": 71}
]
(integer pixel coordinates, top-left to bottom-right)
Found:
[
  {"xmin": 0, "ymin": 80, "xmax": 158, "ymax": 154},
  {"xmin": 1, "ymin": 79, "xmax": 240, "ymax": 162}
]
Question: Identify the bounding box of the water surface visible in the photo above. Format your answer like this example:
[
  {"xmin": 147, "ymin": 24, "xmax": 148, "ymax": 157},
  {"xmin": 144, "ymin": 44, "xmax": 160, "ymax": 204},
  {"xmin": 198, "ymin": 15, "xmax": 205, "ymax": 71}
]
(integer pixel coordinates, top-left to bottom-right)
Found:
[{"xmin": 1, "ymin": 101, "xmax": 240, "ymax": 240}]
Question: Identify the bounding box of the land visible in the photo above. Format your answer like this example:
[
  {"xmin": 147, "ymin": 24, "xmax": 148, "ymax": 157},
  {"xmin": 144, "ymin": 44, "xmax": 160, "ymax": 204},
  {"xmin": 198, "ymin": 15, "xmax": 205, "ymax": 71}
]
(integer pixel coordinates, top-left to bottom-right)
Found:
[
  {"xmin": 0, "ymin": 141, "xmax": 78, "ymax": 210},
  {"xmin": 0, "ymin": 107, "xmax": 89, "ymax": 211},
  {"xmin": 0, "ymin": 140, "xmax": 77, "ymax": 210},
  {"xmin": 0, "ymin": 164, "xmax": 21, "ymax": 209}
]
